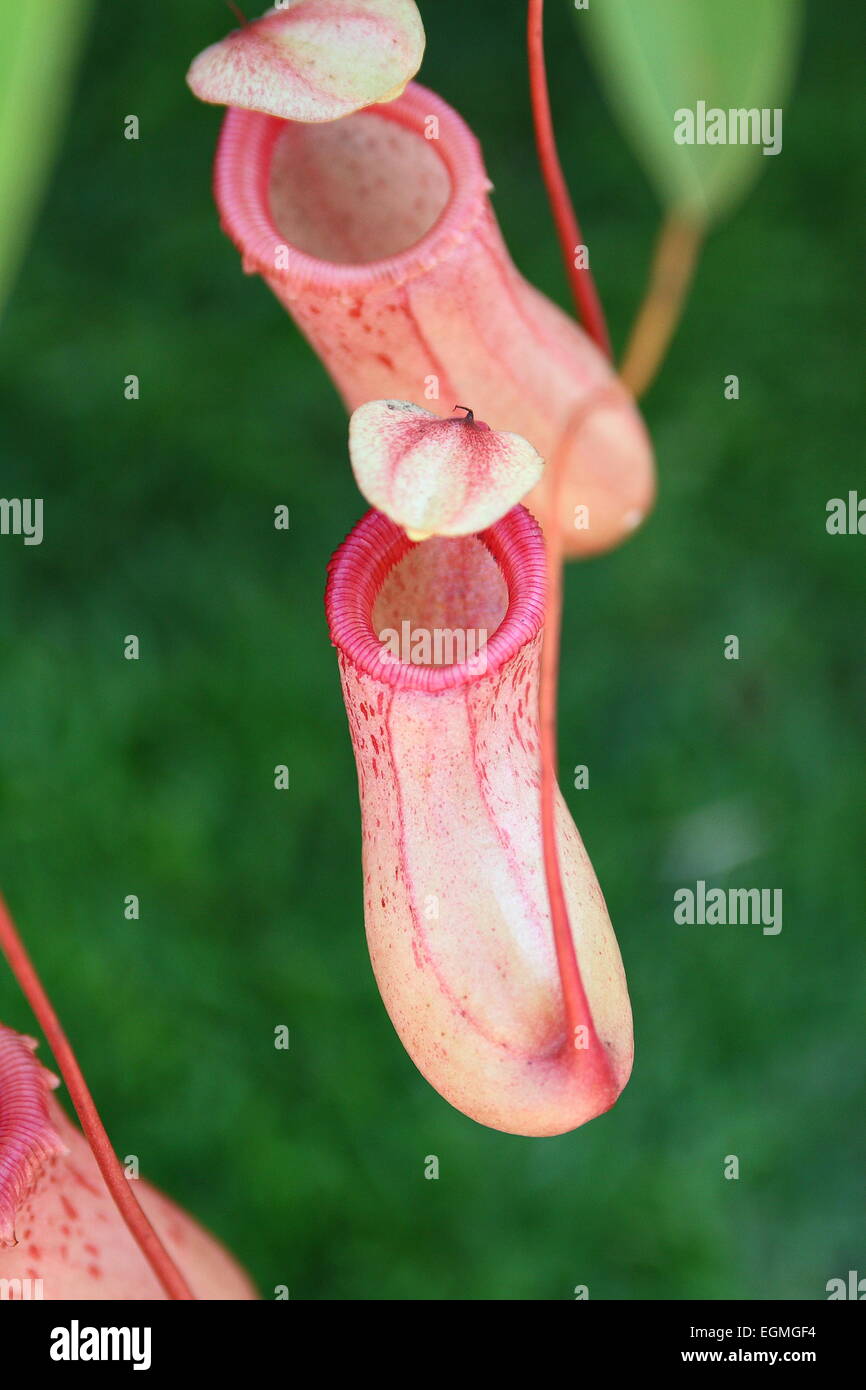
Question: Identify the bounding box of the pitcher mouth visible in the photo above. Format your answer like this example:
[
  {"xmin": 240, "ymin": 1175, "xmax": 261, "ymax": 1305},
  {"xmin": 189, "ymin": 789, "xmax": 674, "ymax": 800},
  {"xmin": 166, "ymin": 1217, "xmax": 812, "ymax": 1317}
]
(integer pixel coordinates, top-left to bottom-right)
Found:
[
  {"xmin": 213, "ymin": 82, "xmax": 492, "ymax": 297},
  {"xmin": 325, "ymin": 506, "xmax": 546, "ymax": 694}
]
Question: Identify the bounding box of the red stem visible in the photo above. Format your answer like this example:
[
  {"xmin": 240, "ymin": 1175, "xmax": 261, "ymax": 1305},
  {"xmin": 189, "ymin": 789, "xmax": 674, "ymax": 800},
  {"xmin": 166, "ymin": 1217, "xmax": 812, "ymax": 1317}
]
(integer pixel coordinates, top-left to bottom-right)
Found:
[
  {"xmin": 0, "ymin": 894, "xmax": 195, "ymax": 1300},
  {"xmin": 539, "ymin": 391, "xmax": 623, "ymax": 1093},
  {"xmin": 527, "ymin": 0, "xmax": 612, "ymax": 359}
]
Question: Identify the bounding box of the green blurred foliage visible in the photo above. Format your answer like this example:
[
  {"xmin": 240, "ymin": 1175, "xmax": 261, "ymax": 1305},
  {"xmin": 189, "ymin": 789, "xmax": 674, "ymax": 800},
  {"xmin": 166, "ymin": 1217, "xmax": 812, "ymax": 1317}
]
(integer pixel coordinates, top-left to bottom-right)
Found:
[
  {"xmin": 0, "ymin": 0, "xmax": 90, "ymax": 313},
  {"xmin": 0, "ymin": 0, "xmax": 863, "ymax": 1300},
  {"xmin": 581, "ymin": 0, "xmax": 804, "ymax": 225}
]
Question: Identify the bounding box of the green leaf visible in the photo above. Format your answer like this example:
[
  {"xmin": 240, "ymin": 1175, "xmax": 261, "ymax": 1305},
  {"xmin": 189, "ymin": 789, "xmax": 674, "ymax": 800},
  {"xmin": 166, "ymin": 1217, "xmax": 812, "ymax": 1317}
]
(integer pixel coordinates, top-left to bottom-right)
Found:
[
  {"xmin": 0, "ymin": 1, "xmax": 90, "ymax": 316},
  {"xmin": 579, "ymin": 0, "xmax": 804, "ymax": 226}
]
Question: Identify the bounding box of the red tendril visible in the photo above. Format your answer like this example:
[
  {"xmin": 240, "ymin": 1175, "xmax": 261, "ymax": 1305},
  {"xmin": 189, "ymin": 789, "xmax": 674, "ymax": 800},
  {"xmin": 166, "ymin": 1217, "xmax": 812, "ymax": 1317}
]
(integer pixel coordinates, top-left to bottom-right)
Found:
[
  {"xmin": 0, "ymin": 894, "xmax": 195, "ymax": 1300},
  {"xmin": 527, "ymin": 0, "xmax": 612, "ymax": 358}
]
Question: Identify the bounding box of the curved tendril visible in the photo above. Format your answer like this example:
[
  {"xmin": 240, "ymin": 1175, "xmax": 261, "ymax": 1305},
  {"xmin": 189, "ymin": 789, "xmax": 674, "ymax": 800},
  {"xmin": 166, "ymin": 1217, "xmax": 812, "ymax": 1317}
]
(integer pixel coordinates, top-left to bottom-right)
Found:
[
  {"xmin": 0, "ymin": 894, "xmax": 195, "ymax": 1300},
  {"xmin": 539, "ymin": 390, "xmax": 625, "ymax": 1091},
  {"xmin": 527, "ymin": 0, "xmax": 612, "ymax": 359}
]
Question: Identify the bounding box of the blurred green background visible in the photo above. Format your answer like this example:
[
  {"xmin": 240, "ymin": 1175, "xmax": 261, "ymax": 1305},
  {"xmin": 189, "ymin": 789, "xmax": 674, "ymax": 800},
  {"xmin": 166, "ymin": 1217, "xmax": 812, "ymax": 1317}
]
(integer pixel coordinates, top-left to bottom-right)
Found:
[{"xmin": 0, "ymin": 0, "xmax": 863, "ymax": 1300}]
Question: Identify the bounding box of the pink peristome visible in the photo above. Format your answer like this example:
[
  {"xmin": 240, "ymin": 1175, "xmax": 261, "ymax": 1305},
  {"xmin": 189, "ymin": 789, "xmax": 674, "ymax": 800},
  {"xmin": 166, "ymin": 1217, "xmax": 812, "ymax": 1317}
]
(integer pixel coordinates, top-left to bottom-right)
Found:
[
  {"xmin": 187, "ymin": 0, "xmax": 425, "ymax": 124},
  {"xmin": 0, "ymin": 1022, "xmax": 255, "ymax": 1299},
  {"xmin": 0, "ymin": 1028, "xmax": 66, "ymax": 1247},
  {"xmin": 213, "ymin": 82, "xmax": 655, "ymax": 558},
  {"xmin": 349, "ymin": 400, "xmax": 544, "ymax": 539},
  {"xmin": 325, "ymin": 507, "xmax": 633, "ymax": 1136}
]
